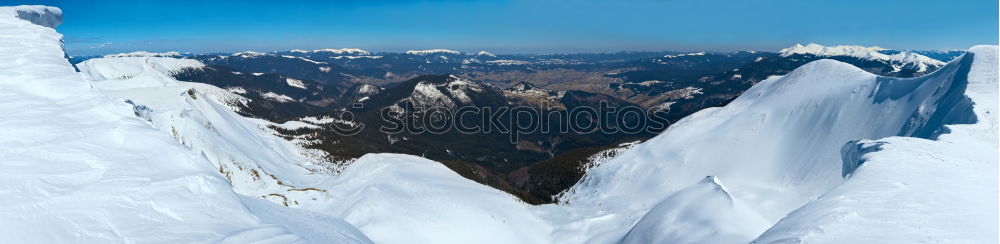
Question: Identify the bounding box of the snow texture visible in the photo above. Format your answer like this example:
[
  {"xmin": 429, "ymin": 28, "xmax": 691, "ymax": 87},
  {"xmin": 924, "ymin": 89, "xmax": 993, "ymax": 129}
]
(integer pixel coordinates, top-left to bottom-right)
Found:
[
  {"xmin": 0, "ymin": 6, "xmax": 370, "ymax": 243},
  {"xmin": 3, "ymin": 5, "xmax": 997, "ymax": 244}
]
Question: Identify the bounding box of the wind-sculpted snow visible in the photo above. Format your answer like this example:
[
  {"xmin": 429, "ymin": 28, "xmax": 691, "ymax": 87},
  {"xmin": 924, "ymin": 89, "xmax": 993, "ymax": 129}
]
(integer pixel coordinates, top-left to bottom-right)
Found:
[
  {"xmin": 553, "ymin": 46, "xmax": 996, "ymax": 243},
  {"xmin": 753, "ymin": 45, "xmax": 998, "ymax": 244},
  {"xmin": 78, "ymin": 56, "xmax": 206, "ymax": 81},
  {"xmin": 0, "ymin": 6, "xmax": 369, "ymax": 243},
  {"xmin": 79, "ymin": 54, "xmax": 554, "ymax": 244},
  {"xmin": 319, "ymin": 154, "xmax": 553, "ymax": 244},
  {"xmin": 620, "ymin": 176, "xmax": 771, "ymax": 244},
  {"xmin": 0, "ymin": 5, "xmax": 61, "ymax": 28},
  {"xmin": 4, "ymin": 5, "xmax": 997, "ymax": 243}
]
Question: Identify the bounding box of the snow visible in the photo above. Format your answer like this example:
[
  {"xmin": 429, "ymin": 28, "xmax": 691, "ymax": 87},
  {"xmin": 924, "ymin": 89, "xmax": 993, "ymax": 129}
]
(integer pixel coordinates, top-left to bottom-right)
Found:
[
  {"xmin": 311, "ymin": 48, "xmax": 370, "ymax": 55},
  {"xmin": 286, "ymin": 77, "xmax": 306, "ymax": 89},
  {"xmin": 331, "ymin": 55, "xmax": 383, "ymax": 59},
  {"xmin": 406, "ymin": 49, "xmax": 461, "ymax": 55},
  {"xmin": 487, "ymin": 59, "xmax": 531, "ymax": 65},
  {"xmin": 477, "ymin": 50, "xmax": 497, "ymax": 57},
  {"xmin": 637, "ymin": 80, "xmax": 662, "ymax": 86},
  {"xmin": 5, "ymin": 5, "xmax": 997, "ymax": 244},
  {"xmin": 233, "ymin": 51, "xmax": 271, "ymax": 58},
  {"xmin": 281, "ymin": 55, "xmax": 328, "ymax": 64},
  {"xmin": 552, "ymin": 46, "xmax": 997, "ymax": 243},
  {"xmin": 318, "ymin": 154, "xmax": 553, "ymax": 244},
  {"xmin": 665, "ymin": 52, "xmax": 707, "ymax": 58},
  {"xmin": 780, "ymin": 43, "xmax": 887, "ymax": 57},
  {"xmin": 271, "ymin": 120, "xmax": 322, "ymax": 130},
  {"xmin": 780, "ymin": 43, "xmax": 946, "ymax": 72},
  {"xmin": 754, "ymin": 45, "xmax": 999, "ymax": 244},
  {"xmin": 0, "ymin": 5, "xmax": 61, "ymax": 28},
  {"xmin": 620, "ymin": 177, "xmax": 770, "ymax": 244},
  {"xmin": 0, "ymin": 6, "xmax": 369, "ymax": 243},
  {"xmin": 104, "ymin": 51, "xmax": 182, "ymax": 57},
  {"xmin": 410, "ymin": 82, "xmax": 457, "ymax": 107},
  {"xmin": 226, "ymin": 86, "xmax": 248, "ymax": 94},
  {"xmin": 356, "ymin": 84, "xmax": 381, "ymax": 95},
  {"xmin": 261, "ymin": 91, "xmax": 295, "ymax": 103},
  {"xmin": 77, "ymin": 56, "xmax": 206, "ymax": 84}
]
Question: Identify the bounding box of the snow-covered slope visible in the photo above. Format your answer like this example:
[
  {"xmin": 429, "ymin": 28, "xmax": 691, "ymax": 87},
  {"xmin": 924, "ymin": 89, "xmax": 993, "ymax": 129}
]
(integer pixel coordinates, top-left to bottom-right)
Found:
[
  {"xmin": 620, "ymin": 176, "xmax": 770, "ymax": 244},
  {"xmin": 0, "ymin": 5, "xmax": 370, "ymax": 243},
  {"xmin": 78, "ymin": 48, "xmax": 554, "ymax": 244},
  {"xmin": 317, "ymin": 154, "xmax": 553, "ymax": 244},
  {"xmin": 553, "ymin": 45, "xmax": 997, "ymax": 243},
  {"xmin": 77, "ymin": 56, "xmax": 205, "ymax": 81},
  {"xmin": 780, "ymin": 43, "xmax": 946, "ymax": 72},
  {"xmin": 754, "ymin": 45, "xmax": 998, "ymax": 244},
  {"xmin": 5, "ymin": 5, "xmax": 996, "ymax": 244},
  {"xmin": 79, "ymin": 55, "xmax": 341, "ymax": 208}
]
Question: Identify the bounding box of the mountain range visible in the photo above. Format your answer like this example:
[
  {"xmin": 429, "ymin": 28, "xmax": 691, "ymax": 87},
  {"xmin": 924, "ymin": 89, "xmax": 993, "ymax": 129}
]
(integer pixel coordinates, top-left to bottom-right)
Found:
[{"xmin": 2, "ymin": 5, "xmax": 996, "ymax": 244}]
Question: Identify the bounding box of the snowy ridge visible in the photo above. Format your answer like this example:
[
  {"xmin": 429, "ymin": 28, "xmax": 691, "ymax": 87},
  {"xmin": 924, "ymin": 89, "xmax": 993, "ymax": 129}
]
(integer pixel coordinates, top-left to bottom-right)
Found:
[
  {"xmin": 4, "ymin": 4, "xmax": 996, "ymax": 244},
  {"xmin": 779, "ymin": 43, "xmax": 888, "ymax": 57},
  {"xmin": 79, "ymin": 55, "xmax": 358, "ymax": 222},
  {"xmin": 0, "ymin": 5, "xmax": 61, "ymax": 28},
  {"xmin": 551, "ymin": 46, "xmax": 997, "ymax": 243},
  {"xmin": 104, "ymin": 51, "xmax": 182, "ymax": 57},
  {"xmin": 620, "ymin": 176, "xmax": 770, "ymax": 244},
  {"xmin": 77, "ymin": 56, "xmax": 206, "ymax": 82},
  {"xmin": 77, "ymin": 55, "xmax": 554, "ymax": 244},
  {"xmin": 477, "ymin": 50, "xmax": 497, "ymax": 57},
  {"xmin": 233, "ymin": 51, "xmax": 272, "ymax": 58},
  {"xmin": 406, "ymin": 48, "xmax": 461, "ymax": 55},
  {"xmin": 310, "ymin": 48, "xmax": 370, "ymax": 55},
  {"xmin": 0, "ymin": 6, "xmax": 370, "ymax": 243},
  {"xmin": 754, "ymin": 45, "xmax": 999, "ymax": 244},
  {"xmin": 780, "ymin": 43, "xmax": 946, "ymax": 72}
]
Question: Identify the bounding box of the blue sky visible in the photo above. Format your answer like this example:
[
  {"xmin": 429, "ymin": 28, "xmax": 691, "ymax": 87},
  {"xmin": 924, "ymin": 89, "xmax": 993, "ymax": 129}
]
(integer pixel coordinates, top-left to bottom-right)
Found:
[{"xmin": 14, "ymin": 0, "xmax": 1000, "ymax": 55}]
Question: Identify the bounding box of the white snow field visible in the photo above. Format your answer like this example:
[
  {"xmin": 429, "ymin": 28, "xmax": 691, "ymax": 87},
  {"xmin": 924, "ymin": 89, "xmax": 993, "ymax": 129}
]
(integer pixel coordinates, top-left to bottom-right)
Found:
[
  {"xmin": 3, "ymin": 5, "xmax": 997, "ymax": 244},
  {"xmin": 76, "ymin": 55, "xmax": 555, "ymax": 244},
  {"xmin": 0, "ymin": 6, "xmax": 370, "ymax": 243},
  {"xmin": 550, "ymin": 45, "xmax": 998, "ymax": 244}
]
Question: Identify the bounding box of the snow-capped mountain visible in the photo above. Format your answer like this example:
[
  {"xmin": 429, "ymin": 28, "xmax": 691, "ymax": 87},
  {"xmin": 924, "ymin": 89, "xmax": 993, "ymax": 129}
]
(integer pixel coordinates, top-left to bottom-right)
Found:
[
  {"xmin": 77, "ymin": 55, "xmax": 343, "ymax": 208},
  {"xmin": 405, "ymin": 48, "xmax": 462, "ymax": 55},
  {"xmin": 780, "ymin": 43, "xmax": 946, "ymax": 73},
  {"xmin": 3, "ymin": 4, "xmax": 996, "ymax": 244},
  {"xmin": 103, "ymin": 51, "xmax": 183, "ymax": 57},
  {"xmin": 553, "ymin": 45, "xmax": 997, "ymax": 243},
  {"xmin": 0, "ymin": 6, "xmax": 370, "ymax": 243}
]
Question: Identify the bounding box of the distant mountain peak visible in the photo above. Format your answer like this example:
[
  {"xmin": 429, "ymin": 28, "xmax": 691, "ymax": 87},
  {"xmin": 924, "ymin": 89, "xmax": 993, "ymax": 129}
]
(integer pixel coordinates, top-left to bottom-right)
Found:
[
  {"xmin": 104, "ymin": 51, "xmax": 182, "ymax": 58},
  {"xmin": 509, "ymin": 81, "xmax": 538, "ymax": 91},
  {"xmin": 477, "ymin": 51, "xmax": 496, "ymax": 57},
  {"xmin": 232, "ymin": 51, "xmax": 272, "ymax": 58},
  {"xmin": 406, "ymin": 49, "xmax": 461, "ymax": 55},
  {"xmin": 310, "ymin": 48, "xmax": 371, "ymax": 55},
  {"xmin": 779, "ymin": 43, "xmax": 887, "ymax": 57},
  {"xmin": 780, "ymin": 43, "xmax": 945, "ymax": 72}
]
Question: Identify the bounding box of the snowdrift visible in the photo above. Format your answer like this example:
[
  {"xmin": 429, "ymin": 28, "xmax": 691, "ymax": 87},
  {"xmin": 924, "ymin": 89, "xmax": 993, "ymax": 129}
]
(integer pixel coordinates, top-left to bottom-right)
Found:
[
  {"xmin": 0, "ymin": 5, "xmax": 369, "ymax": 243},
  {"xmin": 4, "ymin": 4, "xmax": 997, "ymax": 243},
  {"xmin": 78, "ymin": 54, "xmax": 555, "ymax": 244},
  {"xmin": 753, "ymin": 45, "xmax": 998, "ymax": 244},
  {"xmin": 555, "ymin": 46, "xmax": 997, "ymax": 243}
]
